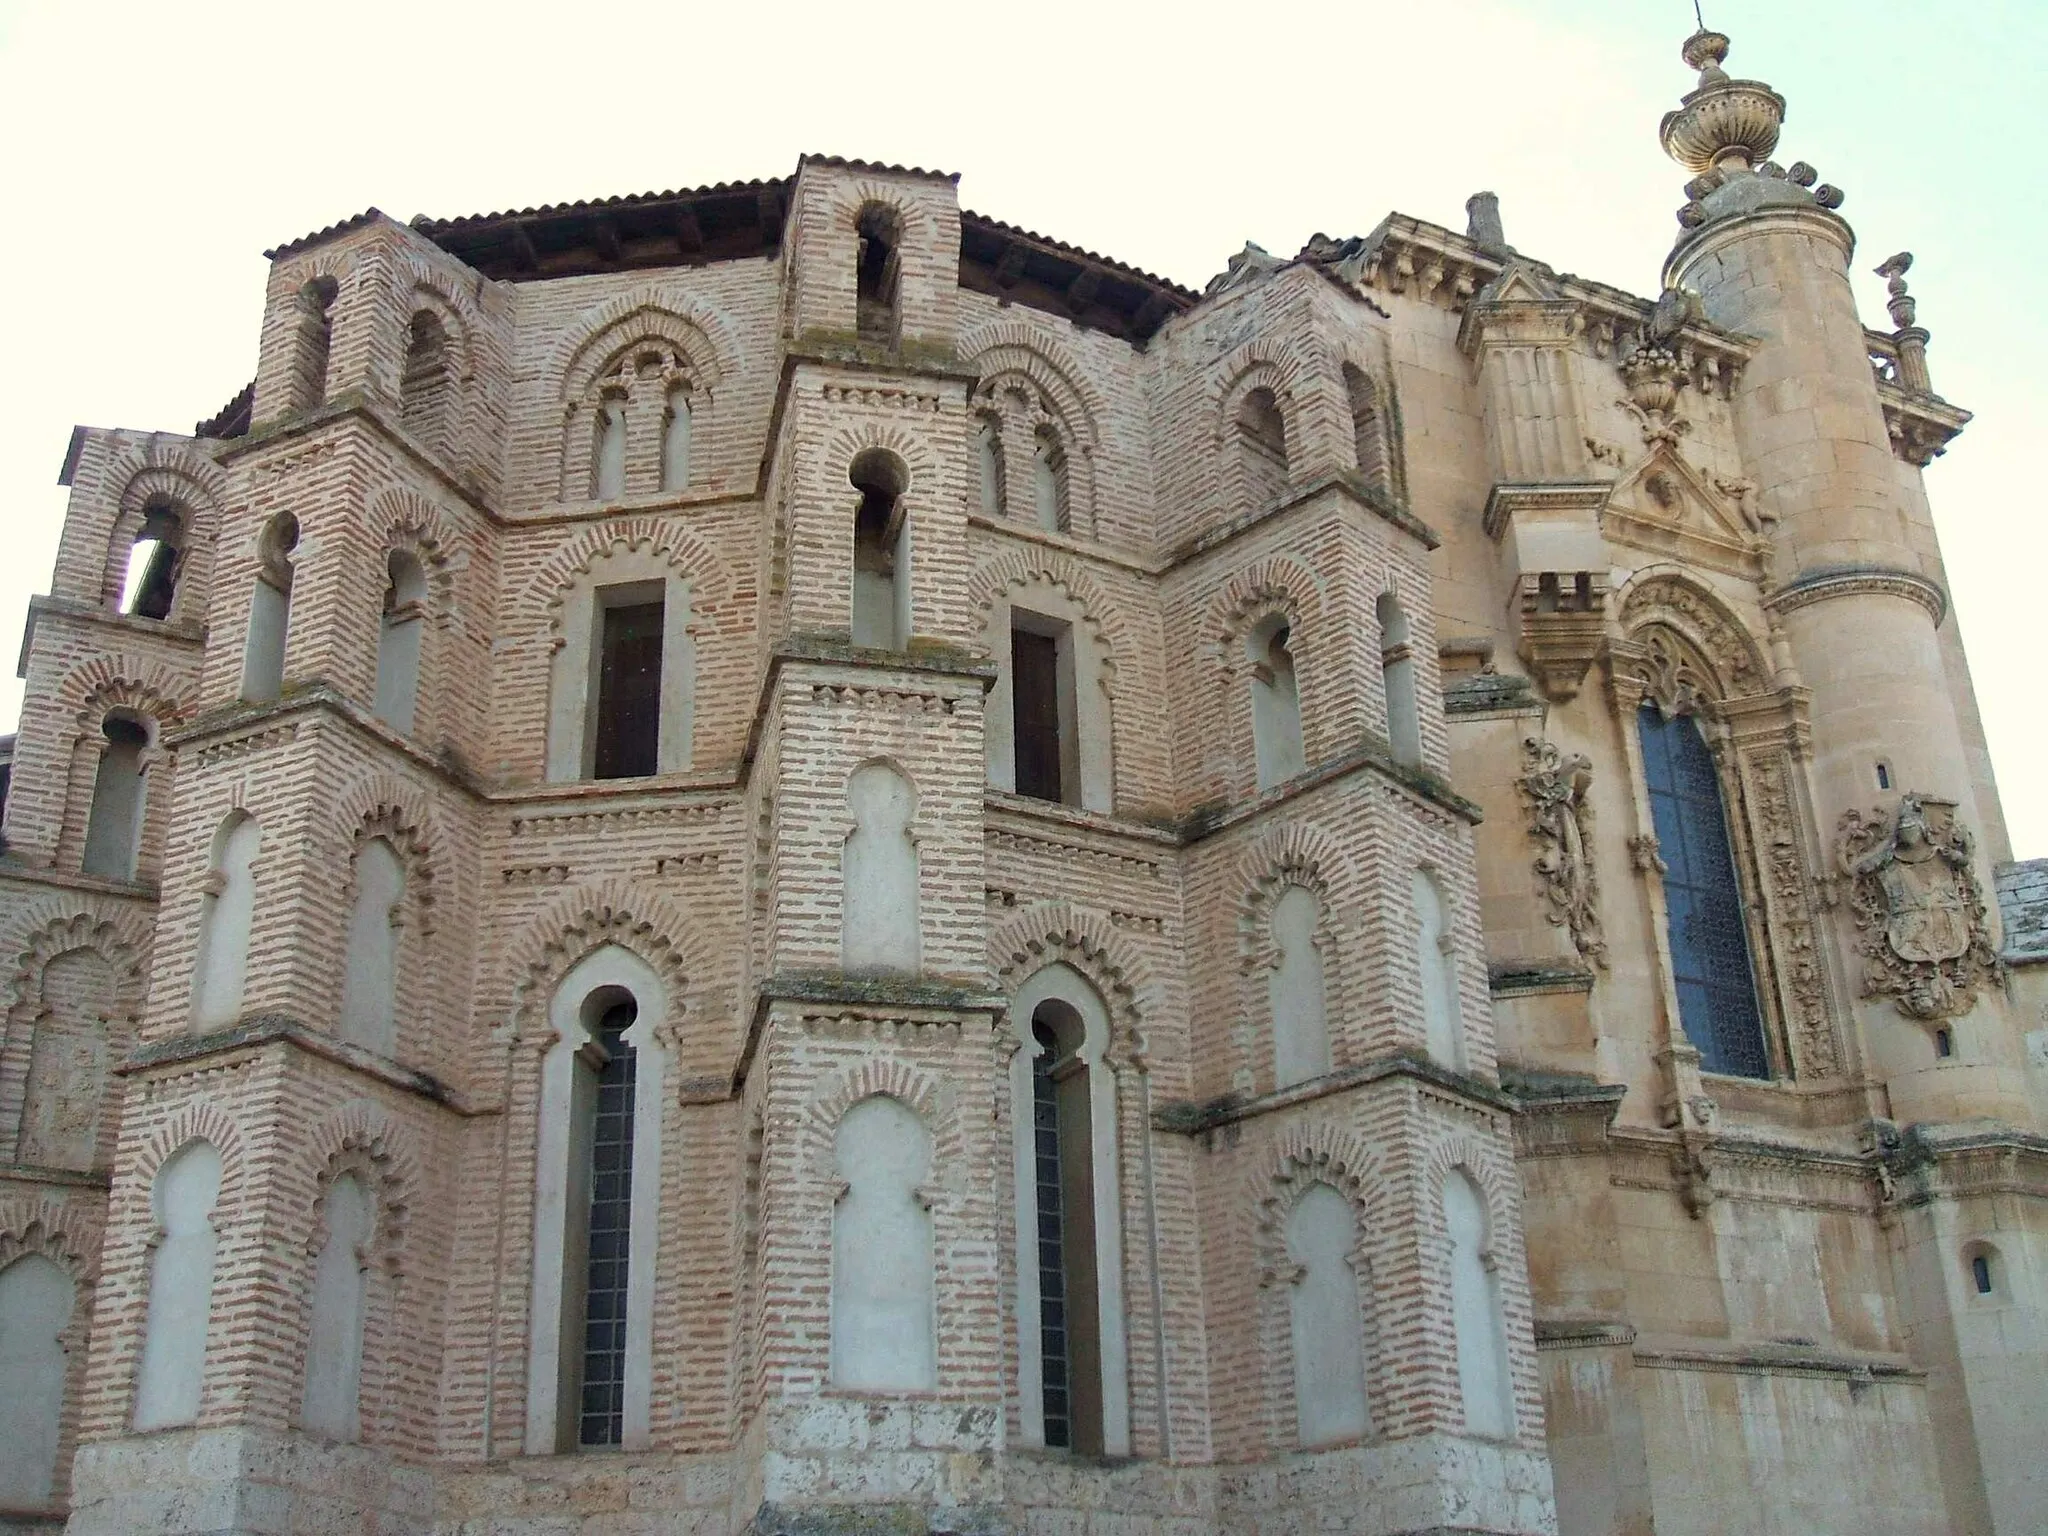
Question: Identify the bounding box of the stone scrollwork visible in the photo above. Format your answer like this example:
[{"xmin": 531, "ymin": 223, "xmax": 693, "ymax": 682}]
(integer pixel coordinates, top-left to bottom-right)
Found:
[
  {"xmin": 1749, "ymin": 754, "xmax": 1839, "ymax": 1077},
  {"xmin": 1520, "ymin": 737, "xmax": 1608, "ymax": 968},
  {"xmin": 1837, "ymin": 793, "xmax": 2002, "ymax": 1020}
]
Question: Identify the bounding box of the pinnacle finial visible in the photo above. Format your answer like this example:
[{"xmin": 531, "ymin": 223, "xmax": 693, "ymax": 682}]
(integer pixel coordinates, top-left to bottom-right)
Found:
[{"xmin": 1682, "ymin": 28, "xmax": 1731, "ymax": 85}]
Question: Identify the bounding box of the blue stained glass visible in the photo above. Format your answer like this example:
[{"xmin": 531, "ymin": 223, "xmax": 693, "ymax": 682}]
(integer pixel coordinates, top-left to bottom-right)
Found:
[
  {"xmin": 1638, "ymin": 706, "xmax": 1770, "ymax": 1079},
  {"xmin": 579, "ymin": 1001, "xmax": 637, "ymax": 1448}
]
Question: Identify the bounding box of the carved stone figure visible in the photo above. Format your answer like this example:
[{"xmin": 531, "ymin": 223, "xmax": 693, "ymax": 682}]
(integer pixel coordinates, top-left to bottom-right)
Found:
[
  {"xmin": 1837, "ymin": 793, "xmax": 2002, "ymax": 1019},
  {"xmin": 1520, "ymin": 737, "xmax": 1607, "ymax": 967}
]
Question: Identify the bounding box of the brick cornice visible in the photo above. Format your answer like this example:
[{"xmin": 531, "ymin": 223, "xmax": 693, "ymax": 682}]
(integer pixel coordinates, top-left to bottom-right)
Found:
[
  {"xmin": 1153, "ymin": 1050, "xmax": 1516, "ymax": 1136},
  {"xmin": 117, "ymin": 1013, "xmax": 482, "ymax": 1113}
]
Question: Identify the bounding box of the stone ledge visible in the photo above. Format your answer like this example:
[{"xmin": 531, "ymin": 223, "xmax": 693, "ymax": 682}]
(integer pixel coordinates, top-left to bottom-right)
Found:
[
  {"xmin": 118, "ymin": 1014, "xmax": 474, "ymax": 1112},
  {"xmin": 1488, "ymin": 961, "xmax": 1593, "ymax": 997},
  {"xmin": 1629, "ymin": 1332, "xmax": 1922, "ymax": 1382},
  {"xmin": 1155, "ymin": 1051, "xmax": 1515, "ymax": 1136}
]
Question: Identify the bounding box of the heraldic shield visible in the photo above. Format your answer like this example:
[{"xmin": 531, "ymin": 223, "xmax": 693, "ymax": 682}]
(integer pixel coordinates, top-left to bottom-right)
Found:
[{"xmin": 1839, "ymin": 794, "xmax": 2002, "ymax": 1019}]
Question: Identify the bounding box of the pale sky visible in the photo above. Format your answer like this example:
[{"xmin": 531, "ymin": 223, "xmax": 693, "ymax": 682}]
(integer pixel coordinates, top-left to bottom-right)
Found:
[{"xmin": 0, "ymin": 0, "xmax": 2038, "ymax": 852}]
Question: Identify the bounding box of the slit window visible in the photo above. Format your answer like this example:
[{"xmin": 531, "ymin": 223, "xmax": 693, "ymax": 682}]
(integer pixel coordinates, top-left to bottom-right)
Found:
[
  {"xmin": 1971, "ymin": 1251, "xmax": 1994, "ymax": 1295},
  {"xmin": 590, "ymin": 591, "xmax": 664, "ymax": 780}
]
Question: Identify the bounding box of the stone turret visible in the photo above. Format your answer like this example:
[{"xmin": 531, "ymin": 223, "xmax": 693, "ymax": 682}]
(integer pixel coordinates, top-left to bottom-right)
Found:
[{"xmin": 1660, "ymin": 28, "xmax": 2028, "ymax": 1128}]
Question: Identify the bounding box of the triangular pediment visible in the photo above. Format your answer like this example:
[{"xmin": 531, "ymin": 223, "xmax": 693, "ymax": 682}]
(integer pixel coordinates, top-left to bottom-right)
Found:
[
  {"xmin": 1601, "ymin": 444, "xmax": 1764, "ymax": 579},
  {"xmin": 1479, "ymin": 259, "xmax": 1560, "ymax": 305}
]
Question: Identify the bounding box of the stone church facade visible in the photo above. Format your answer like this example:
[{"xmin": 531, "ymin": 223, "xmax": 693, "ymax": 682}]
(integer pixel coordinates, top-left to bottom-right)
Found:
[{"xmin": 0, "ymin": 25, "xmax": 2041, "ymax": 1536}]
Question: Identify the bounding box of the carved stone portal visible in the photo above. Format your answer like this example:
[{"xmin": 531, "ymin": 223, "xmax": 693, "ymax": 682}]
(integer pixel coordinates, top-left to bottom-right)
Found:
[
  {"xmin": 1837, "ymin": 793, "xmax": 2001, "ymax": 1019},
  {"xmin": 1520, "ymin": 737, "xmax": 1607, "ymax": 968}
]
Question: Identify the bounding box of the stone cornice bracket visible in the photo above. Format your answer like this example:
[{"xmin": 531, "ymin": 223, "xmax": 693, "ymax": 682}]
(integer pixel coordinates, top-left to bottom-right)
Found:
[{"xmin": 1484, "ymin": 482, "xmax": 1612, "ymax": 702}]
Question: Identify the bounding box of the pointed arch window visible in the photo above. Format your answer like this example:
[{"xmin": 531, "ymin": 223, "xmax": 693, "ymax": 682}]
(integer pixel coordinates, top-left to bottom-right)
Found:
[{"xmin": 1637, "ymin": 703, "xmax": 1769, "ymax": 1078}]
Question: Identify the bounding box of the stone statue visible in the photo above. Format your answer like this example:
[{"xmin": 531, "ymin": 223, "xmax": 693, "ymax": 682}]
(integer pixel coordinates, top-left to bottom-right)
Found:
[{"xmin": 1520, "ymin": 737, "xmax": 1607, "ymax": 968}]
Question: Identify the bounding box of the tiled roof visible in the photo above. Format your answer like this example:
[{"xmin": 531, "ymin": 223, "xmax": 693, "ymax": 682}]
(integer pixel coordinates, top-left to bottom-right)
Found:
[{"xmin": 263, "ymin": 208, "xmax": 385, "ymax": 261}]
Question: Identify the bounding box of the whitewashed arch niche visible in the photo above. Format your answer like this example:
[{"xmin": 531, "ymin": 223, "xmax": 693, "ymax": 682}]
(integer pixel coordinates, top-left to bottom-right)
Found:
[
  {"xmin": 1284, "ymin": 1182, "xmax": 1371, "ymax": 1448},
  {"xmin": 983, "ymin": 575, "xmax": 1115, "ymax": 813},
  {"xmin": 239, "ymin": 512, "xmax": 299, "ymax": 704},
  {"xmin": 133, "ymin": 1139, "xmax": 223, "ymax": 1429},
  {"xmin": 1245, "ymin": 611, "xmax": 1306, "ymax": 791},
  {"xmin": 81, "ymin": 710, "xmax": 152, "ymax": 881},
  {"xmin": 193, "ymin": 811, "xmax": 261, "ymax": 1029},
  {"xmin": 1442, "ymin": 1167, "xmax": 1513, "ymax": 1439},
  {"xmin": 524, "ymin": 945, "xmax": 669, "ymax": 1453},
  {"xmin": 1377, "ymin": 591, "xmax": 1421, "ymax": 769},
  {"xmin": 1412, "ymin": 868, "xmax": 1467, "ymax": 1071},
  {"xmin": 338, "ymin": 836, "xmax": 405, "ymax": 1056},
  {"xmin": 373, "ymin": 549, "xmax": 427, "ymax": 736},
  {"xmin": 300, "ymin": 1170, "xmax": 373, "ymax": 1441},
  {"xmin": 1007, "ymin": 963, "xmax": 1131, "ymax": 1455},
  {"xmin": 849, "ymin": 448, "xmax": 910, "ymax": 650},
  {"xmin": 830, "ymin": 1095, "xmax": 936, "ymax": 1391},
  {"xmin": 0, "ymin": 1253, "xmax": 75, "ymax": 1509},
  {"xmin": 841, "ymin": 761, "xmax": 919, "ymax": 974},
  {"xmin": 544, "ymin": 546, "xmax": 696, "ymax": 782}
]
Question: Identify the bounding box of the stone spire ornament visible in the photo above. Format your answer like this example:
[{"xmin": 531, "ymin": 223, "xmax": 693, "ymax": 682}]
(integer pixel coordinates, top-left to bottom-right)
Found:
[
  {"xmin": 1663, "ymin": 29, "xmax": 1844, "ymax": 232},
  {"xmin": 1876, "ymin": 252, "xmax": 1935, "ymax": 394}
]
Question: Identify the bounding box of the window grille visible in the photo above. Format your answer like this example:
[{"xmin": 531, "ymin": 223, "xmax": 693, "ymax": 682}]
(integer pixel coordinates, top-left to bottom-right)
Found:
[
  {"xmin": 1637, "ymin": 705, "xmax": 1770, "ymax": 1078},
  {"xmin": 1031, "ymin": 1020, "xmax": 1072, "ymax": 1449},
  {"xmin": 580, "ymin": 1002, "xmax": 637, "ymax": 1447}
]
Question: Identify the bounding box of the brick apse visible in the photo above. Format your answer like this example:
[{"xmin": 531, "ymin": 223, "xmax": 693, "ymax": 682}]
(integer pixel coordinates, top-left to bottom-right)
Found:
[{"xmin": 0, "ymin": 25, "xmax": 2043, "ymax": 1536}]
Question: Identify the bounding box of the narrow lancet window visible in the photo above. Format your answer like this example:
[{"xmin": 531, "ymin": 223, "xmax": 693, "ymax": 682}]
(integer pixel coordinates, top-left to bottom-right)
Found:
[
  {"xmin": 591, "ymin": 591, "xmax": 664, "ymax": 780},
  {"xmin": 577, "ymin": 998, "xmax": 637, "ymax": 1449},
  {"xmin": 1032, "ymin": 1002, "xmax": 1103, "ymax": 1452},
  {"xmin": 241, "ymin": 514, "xmax": 298, "ymax": 704},
  {"xmin": 1236, "ymin": 386, "xmax": 1289, "ymax": 505},
  {"xmin": 593, "ymin": 400, "xmax": 627, "ymax": 500},
  {"xmin": 1248, "ymin": 615, "xmax": 1306, "ymax": 790},
  {"xmin": 1032, "ymin": 428, "xmax": 1067, "ymax": 533},
  {"xmin": 1637, "ymin": 704, "xmax": 1769, "ymax": 1078},
  {"xmin": 81, "ymin": 715, "xmax": 148, "ymax": 880},
  {"xmin": 661, "ymin": 385, "xmax": 691, "ymax": 492},
  {"xmin": 849, "ymin": 449, "xmax": 909, "ymax": 649},
  {"xmin": 976, "ymin": 416, "xmax": 1004, "ymax": 518},
  {"xmin": 119, "ymin": 502, "xmax": 183, "ymax": 619},
  {"xmin": 373, "ymin": 551, "xmax": 426, "ymax": 736},
  {"xmin": 855, "ymin": 204, "xmax": 903, "ymax": 346},
  {"xmin": 1378, "ymin": 593, "xmax": 1420, "ymax": 768}
]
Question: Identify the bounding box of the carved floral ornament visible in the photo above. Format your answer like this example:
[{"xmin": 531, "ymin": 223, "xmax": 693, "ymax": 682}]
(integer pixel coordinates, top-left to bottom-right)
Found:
[
  {"xmin": 1519, "ymin": 737, "xmax": 1607, "ymax": 968},
  {"xmin": 1836, "ymin": 793, "xmax": 2002, "ymax": 1020}
]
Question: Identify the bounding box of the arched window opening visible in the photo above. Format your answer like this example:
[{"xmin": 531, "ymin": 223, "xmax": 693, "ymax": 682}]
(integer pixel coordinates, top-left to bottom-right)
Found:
[
  {"xmin": 855, "ymin": 203, "xmax": 903, "ymax": 346},
  {"xmin": 849, "ymin": 449, "xmax": 909, "ymax": 650},
  {"xmin": 660, "ymin": 384, "xmax": 692, "ymax": 493},
  {"xmin": 1344, "ymin": 364, "xmax": 1390, "ymax": 491},
  {"xmin": 976, "ymin": 416, "xmax": 1004, "ymax": 519},
  {"xmin": 194, "ymin": 813, "xmax": 260, "ymax": 1029},
  {"xmin": 81, "ymin": 714, "xmax": 149, "ymax": 880},
  {"xmin": 119, "ymin": 501, "xmax": 184, "ymax": 620},
  {"xmin": 19, "ymin": 950, "xmax": 114, "ymax": 1172},
  {"xmin": 570, "ymin": 993, "xmax": 638, "ymax": 1449},
  {"xmin": 1377, "ymin": 593, "xmax": 1421, "ymax": 769},
  {"xmin": 373, "ymin": 550, "xmax": 427, "ymax": 736},
  {"xmin": 1236, "ymin": 386, "xmax": 1289, "ymax": 505},
  {"xmin": 0, "ymin": 1254, "xmax": 74, "ymax": 1510},
  {"xmin": 241, "ymin": 514, "xmax": 298, "ymax": 704},
  {"xmin": 1247, "ymin": 614, "xmax": 1306, "ymax": 791},
  {"xmin": 133, "ymin": 1139, "xmax": 223, "ymax": 1430},
  {"xmin": 1011, "ymin": 612, "xmax": 1078, "ymax": 806},
  {"xmin": 292, "ymin": 276, "xmax": 338, "ymax": 412},
  {"xmin": 301, "ymin": 1171, "xmax": 372, "ymax": 1442},
  {"xmin": 1443, "ymin": 1169, "xmax": 1512, "ymax": 1440},
  {"xmin": 1286, "ymin": 1183, "xmax": 1369, "ymax": 1448},
  {"xmin": 1269, "ymin": 885, "xmax": 1331, "ymax": 1089},
  {"xmin": 338, "ymin": 837, "xmax": 404, "ymax": 1056},
  {"xmin": 1032, "ymin": 1000, "xmax": 1103, "ymax": 1453},
  {"xmin": 1412, "ymin": 869, "xmax": 1466, "ymax": 1071},
  {"xmin": 399, "ymin": 310, "xmax": 453, "ymax": 454},
  {"xmin": 588, "ymin": 584, "xmax": 665, "ymax": 780},
  {"xmin": 842, "ymin": 761, "xmax": 919, "ymax": 973},
  {"xmin": 1970, "ymin": 1249, "xmax": 1995, "ymax": 1296},
  {"xmin": 591, "ymin": 399, "xmax": 628, "ymax": 501},
  {"xmin": 831, "ymin": 1096, "xmax": 936, "ymax": 1391},
  {"xmin": 1637, "ymin": 704, "xmax": 1770, "ymax": 1079},
  {"xmin": 527, "ymin": 953, "xmax": 667, "ymax": 1456},
  {"xmin": 1032, "ymin": 428, "xmax": 1068, "ymax": 533}
]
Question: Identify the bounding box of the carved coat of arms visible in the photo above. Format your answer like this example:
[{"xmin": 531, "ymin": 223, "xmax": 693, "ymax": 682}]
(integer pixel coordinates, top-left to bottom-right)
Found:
[{"xmin": 1837, "ymin": 794, "xmax": 2001, "ymax": 1018}]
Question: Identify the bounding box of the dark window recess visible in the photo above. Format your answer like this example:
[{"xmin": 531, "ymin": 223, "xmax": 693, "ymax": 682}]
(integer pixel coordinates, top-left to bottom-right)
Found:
[
  {"xmin": 1032, "ymin": 1020, "xmax": 1072, "ymax": 1450},
  {"xmin": 1012, "ymin": 628, "xmax": 1063, "ymax": 803},
  {"xmin": 1638, "ymin": 705, "xmax": 1770, "ymax": 1079},
  {"xmin": 1972, "ymin": 1253, "xmax": 1993, "ymax": 1295},
  {"xmin": 593, "ymin": 601, "xmax": 663, "ymax": 779},
  {"xmin": 132, "ymin": 541, "xmax": 179, "ymax": 620},
  {"xmin": 580, "ymin": 1001, "xmax": 637, "ymax": 1449}
]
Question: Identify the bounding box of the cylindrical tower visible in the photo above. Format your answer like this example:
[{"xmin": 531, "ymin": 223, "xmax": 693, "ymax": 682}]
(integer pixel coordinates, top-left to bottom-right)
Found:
[{"xmin": 1659, "ymin": 29, "xmax": 2029, "ymax": 1125}]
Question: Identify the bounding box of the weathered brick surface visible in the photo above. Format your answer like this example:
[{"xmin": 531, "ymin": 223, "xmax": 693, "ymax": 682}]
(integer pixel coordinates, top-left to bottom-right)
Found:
[{"xmin": 0, "ymin": 91, "xmax": 2040, "ymax": 1536}]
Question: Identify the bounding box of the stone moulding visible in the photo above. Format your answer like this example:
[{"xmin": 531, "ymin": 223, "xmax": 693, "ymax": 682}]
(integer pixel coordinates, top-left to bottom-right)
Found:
[{"xmin": 1764, "ymin": 564, "xmax": 1948, "ymax": 627}]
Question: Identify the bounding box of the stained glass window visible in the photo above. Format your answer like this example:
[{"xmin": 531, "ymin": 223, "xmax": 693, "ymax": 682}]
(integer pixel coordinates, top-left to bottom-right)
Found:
[
  {"xmin": 1638, "ymin": 705, "xmax": 1770, "ymax": 1079},
  {"xmin": 1031, "ymin": 1019, "xmax": 1072, "ymax": 1450}
]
